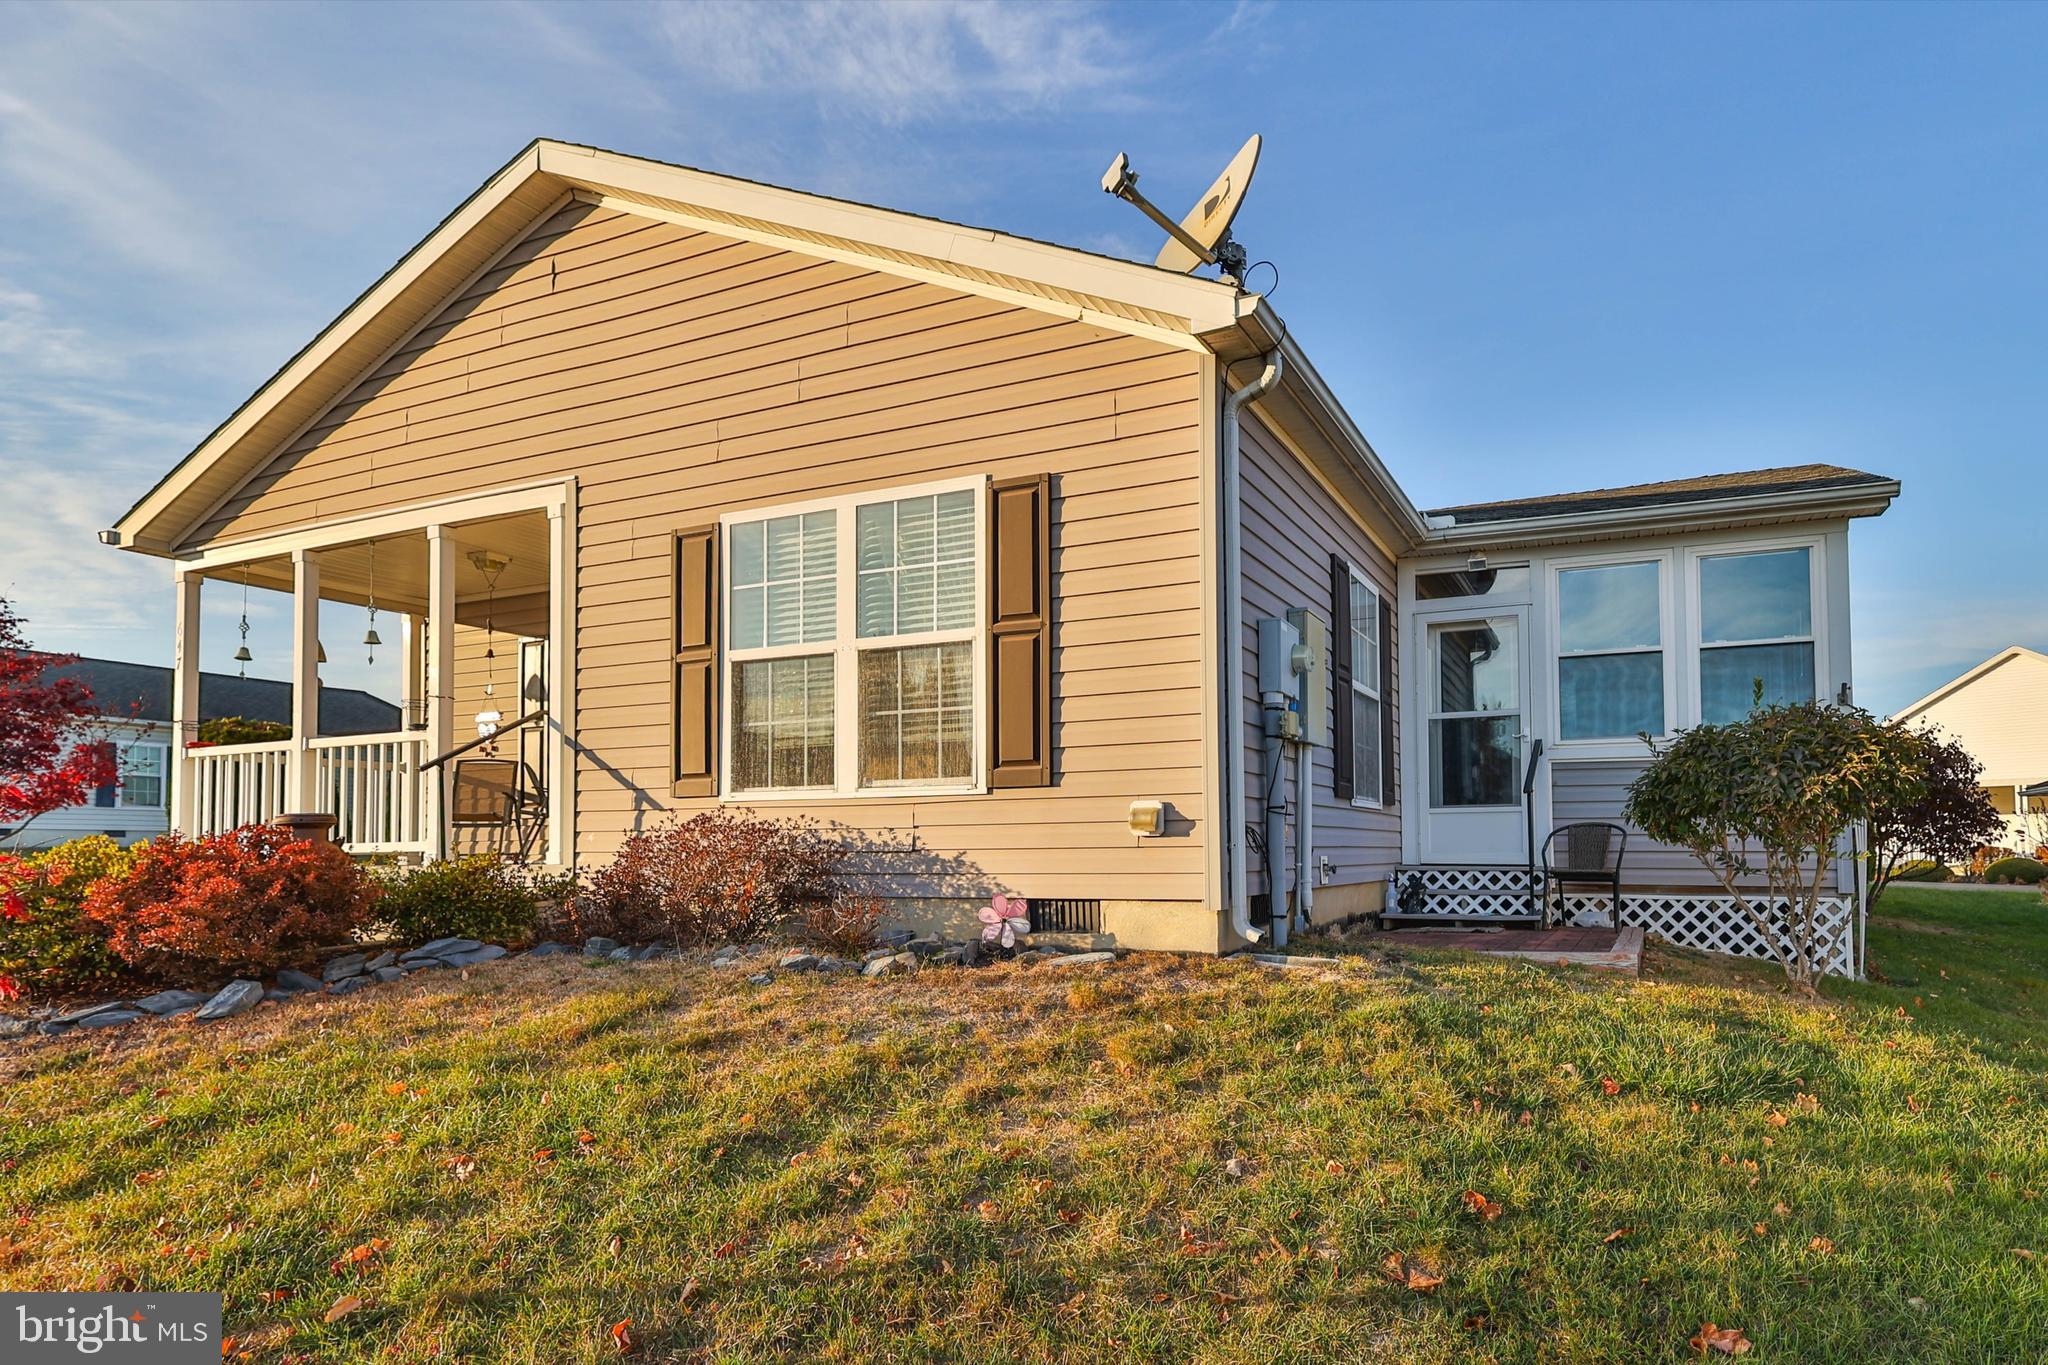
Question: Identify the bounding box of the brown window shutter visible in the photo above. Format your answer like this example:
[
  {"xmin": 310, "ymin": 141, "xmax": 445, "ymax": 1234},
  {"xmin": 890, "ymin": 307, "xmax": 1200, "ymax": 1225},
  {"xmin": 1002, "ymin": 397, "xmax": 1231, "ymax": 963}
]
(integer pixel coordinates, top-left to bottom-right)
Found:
[
  {"xmin": 1379, "ymin": 589, "xmax": 1396, "ymax": 809},
  {"xmin": 1330, "ymin": 553, "xmax": 1354, "ymax": 802},
  {"xmin": 989, "ymin": 474, "xmax": 1052, "ymax": 787},
  {"xmin": 672, "ymin": 525, "xmax": 719, "ymax": 797}
]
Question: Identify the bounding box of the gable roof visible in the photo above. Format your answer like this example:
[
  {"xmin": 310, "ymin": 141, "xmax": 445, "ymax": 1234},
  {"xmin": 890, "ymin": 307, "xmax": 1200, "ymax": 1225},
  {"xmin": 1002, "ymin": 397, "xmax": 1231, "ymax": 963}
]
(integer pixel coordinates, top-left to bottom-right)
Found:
[
  {"xmin": 27, "ymin": 654, "xmax": 401, "ymax": 735},
  {"xmin": 1890, "ymin": 646, "xmax": 2048, "ymax": 724},
  {"xmin": 109, "ymin": 139, "xmax": 1268, "ymax": 555}
]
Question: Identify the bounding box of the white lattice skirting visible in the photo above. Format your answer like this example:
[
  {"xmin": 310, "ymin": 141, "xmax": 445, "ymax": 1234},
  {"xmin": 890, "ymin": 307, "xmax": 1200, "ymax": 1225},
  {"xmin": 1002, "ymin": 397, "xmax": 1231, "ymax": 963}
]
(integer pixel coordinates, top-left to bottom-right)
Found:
[{"xmin": 1390, "ymin": 866, "xmax": 1859, "ymax": 978}]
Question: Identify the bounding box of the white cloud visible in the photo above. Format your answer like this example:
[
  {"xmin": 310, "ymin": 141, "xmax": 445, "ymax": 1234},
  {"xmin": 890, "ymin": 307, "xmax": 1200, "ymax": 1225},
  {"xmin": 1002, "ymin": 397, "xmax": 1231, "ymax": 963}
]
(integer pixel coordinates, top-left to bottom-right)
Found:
[{"xmin": 654, "ymin": 0, "xmax": 1137, "ymax": 123}]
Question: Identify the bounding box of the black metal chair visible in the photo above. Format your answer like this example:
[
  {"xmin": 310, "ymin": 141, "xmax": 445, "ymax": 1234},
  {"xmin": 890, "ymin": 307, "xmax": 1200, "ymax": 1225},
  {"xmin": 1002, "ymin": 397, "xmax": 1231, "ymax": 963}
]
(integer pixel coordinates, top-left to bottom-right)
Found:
[
  {"xmin": 449, "ymin": 757, "xmax": 548, "ymax": 862},
  {"xmin": 1541, "ymin": 822, "xmax": 1628, "ymax": 928}
]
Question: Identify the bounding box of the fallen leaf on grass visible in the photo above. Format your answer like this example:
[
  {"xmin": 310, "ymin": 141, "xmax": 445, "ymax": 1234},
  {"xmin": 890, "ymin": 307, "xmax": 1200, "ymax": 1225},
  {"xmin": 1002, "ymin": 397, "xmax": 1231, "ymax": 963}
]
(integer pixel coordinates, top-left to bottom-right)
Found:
[
  {"xmin": 609, "ymin": 1317, "xmax": 633, "ymax": 1353},
  {"xmin": 974, "ymin": 1200, "xmax": 1001, "ymax": 1221},
  {"xmin": 1603, "ymin": 1228, "xmax": 1632, "ymax": 1245},
  {"xmin": 2014, "ymin": 1248, "xmax": 2037, "ymax": 1262},
  {"xmin": 383, "ymin": 1082, "xmax": 406, "ymax": 1096},
  {"xmin": 1794, "ymin": 1092, "xmax": 1821, "ymax": 1114},
  {"xmin": 1380, "ymin": 1252, "xmax": 1443, "ymax": 1292},
  {"xmin": 257, "ymin": 1289, "xmax": 291, "ymax": 1304},
  {"xmin": 1461, "ymin": 1190, "xmax": 1503, "ymax": 1221},
  {"xmin": 607, "ymin": 1234, "xmax": 622, "ymax": 1258},
  {"xmin": 1809, "ymin": 1236, "xmax": 1835, "ymax": 1255},
  {"xmin": 1600, "ymin": 1077, "xmax": 1621, "ymax": 1096},
  {"xmin": 324, "ymin": 1295, "xmax": 365, "ymax": 1324},
  {"xmin": 1753, "ymin": 1223, "xmax": 1769, "ymax": 1237},
  {"xmin": 1765, "ymin": 1111, "xmax": 1788, "ymax": 1128},
  {"xmin": 531, "ymin": 1149, "xmax": 554, "ymax": 1164},
  {"xmin": 1690, "ymin": 1322, "xmax": 1752, "ymax": 1355}
]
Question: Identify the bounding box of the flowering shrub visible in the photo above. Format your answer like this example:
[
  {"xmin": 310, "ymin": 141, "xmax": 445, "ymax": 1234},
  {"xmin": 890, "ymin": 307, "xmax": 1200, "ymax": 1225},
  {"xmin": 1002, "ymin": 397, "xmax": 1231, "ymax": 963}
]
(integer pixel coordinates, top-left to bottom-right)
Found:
[
  {"xmin": 85, "ymin": 825, "xmax": 379, "ymax": 984},
  {"xmin": 375, "ymin": 854, "xmax": 541, "ymax": 945},
  {"xmin": 801, "ymin": 894, "xmax": 889, "ymax": 957},
  {"xmin": 578, "ymin": 810, "xmax": 841, "ymax": 946},
  {"xmin": 0, "ymin": 835, "xmax": 139, "ymax": 1001}
]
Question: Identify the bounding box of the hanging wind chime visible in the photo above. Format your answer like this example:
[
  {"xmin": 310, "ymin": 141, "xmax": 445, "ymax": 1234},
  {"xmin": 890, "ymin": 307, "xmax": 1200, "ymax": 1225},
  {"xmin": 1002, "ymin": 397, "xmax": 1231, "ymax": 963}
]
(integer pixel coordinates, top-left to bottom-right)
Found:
[
  {"xmin": 362, "ymin": 539, "xmax": 383, "ymax": 665},
  {"xmin": 232, "ymin": 566, "xmax": 254, "ymax": 676}
]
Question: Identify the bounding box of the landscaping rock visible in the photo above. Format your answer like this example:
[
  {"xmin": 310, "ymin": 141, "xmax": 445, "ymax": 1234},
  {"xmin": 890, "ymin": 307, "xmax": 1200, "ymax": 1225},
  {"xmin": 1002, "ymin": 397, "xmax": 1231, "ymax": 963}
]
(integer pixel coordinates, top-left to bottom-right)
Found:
[
  {"xmin": 1040, "ymin": 951, "xmax": 1116, "ymax": 969},
  {"xmin": 861, "ymin": 946, "xmax": 897, "ymax": 964},
  {"xmin": 747, "ymin": 971, "xmax": 773, "ymax": 985},
  {"xmin": 415, "ymin": 938, "xmax": 484, "ymax": 960},
  {"xmin": 608, "ymin": 946, "xmax": 632, "ymax": 961},
  {"xmin": 38, "ymin": 1021, "xmax": 73, "ymax": 1036},
  {"xmin": 877, "ymin": 928, "xmax": 915, "ymax": 949},
  {"xmin": 712, "ymin": 944, "xmax": 742, "ymax": 961},
  {"xmin": 366, "ymin": 950, "xmax": 399, "ymax": 972},
  {"xmin": 195, "ymin": 980, "xmax": 264, "ymax": 1021},
  {"xmin": 633, "ymin": 944, "xmax": 675, "ymax": 961},
  {"xmin": 445, "ymin": 944, "xmax": 508, "ymax": 968},
  {"xmin": 863, "ymin": 952, "xmax": 917, "ymax": 978},
  {"xmin": 711, "ymin": 955, "xmax": 746, "ymax": 970},
  {"xmin": 372, "ymin": 967, "xmax": 404, "ymax": 984},
  {"xmin": 0, "ymin": 1016, "xmax": 31, "ymax": 1040},
  {"xmin": 263, "ymin": 989, "xmax": 294, "ymax": 1004},
  {"xmin": 777, "ymin": 951, "xmax": 821, "ymax": 972},
  {"xmin": 52, "ymin": 1000, "xmax": 136, "ymax": 1026},
  {"xmin": 135, "ymin": 989, "xmax": 210, "ymax": 1016},
  {"xmin": 75, "ymin": 1009, "xmax": 144, "ymax": 1029},
  {"xmin": 583, "ymin": 937, "xmax": 620, "ymax": 958},
  {"xmin": 322, "ymin": 952, "xmax": 368, "ymax": 982},
  {"xmin": 525, "ymin": 941, "xmax": 574, "ymax": 957},
  {"xmin": 399, "ymin": 955, "xmax": 448, "ymax": 971},
  {"xmin": 934, "ymin": 946, "xmax": 967, "ymax": 966},
  {"xmin": 329, "ymin": 975, "xmax": 372, "ymax": 997},
  {"xmin": 905, "ymin": 936, "xmax": 949, "ymax": 958},
  {"xmin": 275, "ymin": 969, "xmax": 324, "ymax": 993}
]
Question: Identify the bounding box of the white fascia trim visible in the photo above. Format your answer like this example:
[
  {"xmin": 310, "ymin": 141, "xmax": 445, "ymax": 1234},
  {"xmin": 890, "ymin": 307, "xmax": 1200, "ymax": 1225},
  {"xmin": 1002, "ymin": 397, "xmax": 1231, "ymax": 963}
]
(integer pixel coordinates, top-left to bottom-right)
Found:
[
  {"xmin": 1421, "ymin": 482, "xmax": 1900, "ymax": 551},
  {"xmin": 1890, "ymin": 645, "xmax": 2048, "ymax": 723},
  {"xmin": 176, "ymin": 479, "xmax": 575, "ymax": 572}
]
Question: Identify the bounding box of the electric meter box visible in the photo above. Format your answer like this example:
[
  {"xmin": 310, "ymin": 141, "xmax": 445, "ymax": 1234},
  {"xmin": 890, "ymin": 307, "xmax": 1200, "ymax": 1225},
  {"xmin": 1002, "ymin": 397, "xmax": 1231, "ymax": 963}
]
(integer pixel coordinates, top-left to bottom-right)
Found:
[{"xmin": 1286, "ymin": 606, "xmax": 1330, "ymax": 746}]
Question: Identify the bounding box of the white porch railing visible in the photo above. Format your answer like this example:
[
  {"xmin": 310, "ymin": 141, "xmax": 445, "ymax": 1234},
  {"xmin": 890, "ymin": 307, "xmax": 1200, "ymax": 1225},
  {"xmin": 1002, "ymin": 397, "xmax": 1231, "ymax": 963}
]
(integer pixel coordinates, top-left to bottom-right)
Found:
[
  {"xmin": 187, "ymin": 741, "xmax": 293, "ymax": 837},
  {"xmin": 310, "ymin": 732, "xmax": 430, "ymax": 854},
  {"xmin": 183, "ymin": 733, "xmax": 431, "ymax": 855}
]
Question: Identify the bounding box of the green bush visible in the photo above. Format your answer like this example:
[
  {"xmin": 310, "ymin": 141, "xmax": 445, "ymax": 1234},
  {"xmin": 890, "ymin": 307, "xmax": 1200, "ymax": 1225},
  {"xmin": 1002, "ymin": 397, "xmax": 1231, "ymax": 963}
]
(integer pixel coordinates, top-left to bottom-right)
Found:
[
  {"xmin": 1893, "ymin": 859, "xmax": 1954, "ymax": 882},
  {"xmin": 375, "ymin": 855, "xmax": 541, "ymax": 946},
  {"xmin": 0, "ymin": 836, "xmax": 139, "ymax": 998},
  {"xmin": 1982, "ymin": 856, "xmax": 2046, "ymax": 885},
  {"xmin": 195, "ymin": 716, "xmax": 291, "ymax": 745}
]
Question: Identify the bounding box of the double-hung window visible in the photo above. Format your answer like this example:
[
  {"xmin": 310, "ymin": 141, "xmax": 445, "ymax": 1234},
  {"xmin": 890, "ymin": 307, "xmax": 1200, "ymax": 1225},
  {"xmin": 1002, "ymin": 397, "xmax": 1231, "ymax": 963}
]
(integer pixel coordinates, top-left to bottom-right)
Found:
[
  {"xmin": 1348, "ymin": 571, "xmax": 1384, "ymax": 805},
  {"xmin": 1697, "ymin": 546, "xmax": 1816, "ymax": 723},
  {"xmin": 120, "ymin": 742, "xmax": 168, "ymax": 809},
  {"xmin": 1556, "ymin": 560, "xmax": 1664, "ymax": 740},
  {"xmin": 724, "ymin": 479, "xmax": 982, "ymax": 795}
]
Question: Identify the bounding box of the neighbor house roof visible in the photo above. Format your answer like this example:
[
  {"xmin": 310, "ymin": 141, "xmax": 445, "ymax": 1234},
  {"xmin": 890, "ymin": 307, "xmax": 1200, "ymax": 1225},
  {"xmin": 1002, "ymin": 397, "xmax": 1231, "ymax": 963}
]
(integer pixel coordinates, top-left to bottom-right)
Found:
[
  {"xmin": 26, "ymin": 654, "xmax": 401, "ymax": 736},
  {"xmin": 1890, "ymin": 645, "xmax": 2048, "ymax": 725},
  {"xmin": 1417, "ymin": 463, "xmax": 1899, "ymax": 548}
]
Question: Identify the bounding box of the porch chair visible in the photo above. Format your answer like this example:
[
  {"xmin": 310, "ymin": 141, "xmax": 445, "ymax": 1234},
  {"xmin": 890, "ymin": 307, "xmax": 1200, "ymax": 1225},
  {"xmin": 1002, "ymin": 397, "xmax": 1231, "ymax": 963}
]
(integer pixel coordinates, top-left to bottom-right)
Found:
[
  {"xmin": 1540, "ymin": 821, "xmax": 1628, "ymax": 929},
  {"xmin": 448, "ymin": 757, "xmax": 548, "ymax": 862}
]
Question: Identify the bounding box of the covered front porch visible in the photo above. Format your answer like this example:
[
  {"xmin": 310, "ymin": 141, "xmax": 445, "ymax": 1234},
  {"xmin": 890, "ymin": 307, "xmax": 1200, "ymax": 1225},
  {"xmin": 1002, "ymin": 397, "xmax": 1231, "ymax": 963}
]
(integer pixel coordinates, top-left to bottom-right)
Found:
[{"xmin": 166, "ymin": 483, "xmax": 575, "ymax": 866}]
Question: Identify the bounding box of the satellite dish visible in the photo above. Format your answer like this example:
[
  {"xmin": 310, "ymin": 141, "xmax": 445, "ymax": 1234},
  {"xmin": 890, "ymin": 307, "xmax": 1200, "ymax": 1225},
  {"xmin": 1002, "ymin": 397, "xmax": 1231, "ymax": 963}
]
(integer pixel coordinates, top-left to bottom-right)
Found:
[{"xmin": 1100, "ymin": 134, "xmax": 1261, "ymax": 282}]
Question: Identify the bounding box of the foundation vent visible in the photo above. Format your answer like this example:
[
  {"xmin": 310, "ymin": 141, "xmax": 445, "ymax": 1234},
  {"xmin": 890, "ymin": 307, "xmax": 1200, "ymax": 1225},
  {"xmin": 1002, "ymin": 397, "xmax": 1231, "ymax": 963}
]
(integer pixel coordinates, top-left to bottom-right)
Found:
[{"xmin": 1030, "ymin": 898, "xmax": 1103, "ymax": 934}]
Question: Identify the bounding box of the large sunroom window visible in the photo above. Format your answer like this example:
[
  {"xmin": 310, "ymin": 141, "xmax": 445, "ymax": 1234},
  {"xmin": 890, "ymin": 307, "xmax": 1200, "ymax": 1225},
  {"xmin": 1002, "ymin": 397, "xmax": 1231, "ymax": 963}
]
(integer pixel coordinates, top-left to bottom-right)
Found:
[
  {"xmin": 1698, "ymin": 546, "xmax": 1816, "ymax": 723},
  {"xmin": 726, "ymin": 482, "xmax": 981, "ymax": 795},
  {"xmin": 1557, "ymin": 560, "xmax": 1664, "ymax": 740}
]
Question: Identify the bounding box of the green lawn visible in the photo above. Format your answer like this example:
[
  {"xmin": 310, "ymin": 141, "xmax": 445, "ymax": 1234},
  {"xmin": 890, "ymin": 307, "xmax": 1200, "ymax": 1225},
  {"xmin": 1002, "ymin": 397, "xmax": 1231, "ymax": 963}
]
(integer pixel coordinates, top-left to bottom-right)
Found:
[{"xmin": 3, "ymin": 888, "xmax": 2043, "ymax": 1362}]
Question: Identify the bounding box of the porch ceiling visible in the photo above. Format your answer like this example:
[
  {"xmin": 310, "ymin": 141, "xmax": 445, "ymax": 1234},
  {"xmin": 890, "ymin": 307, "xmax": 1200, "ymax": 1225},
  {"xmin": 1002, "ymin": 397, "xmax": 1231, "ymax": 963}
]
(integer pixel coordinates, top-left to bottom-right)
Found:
[{"xmin": 197, "ymin": 511, "xmax": 551, "ymax": 621}]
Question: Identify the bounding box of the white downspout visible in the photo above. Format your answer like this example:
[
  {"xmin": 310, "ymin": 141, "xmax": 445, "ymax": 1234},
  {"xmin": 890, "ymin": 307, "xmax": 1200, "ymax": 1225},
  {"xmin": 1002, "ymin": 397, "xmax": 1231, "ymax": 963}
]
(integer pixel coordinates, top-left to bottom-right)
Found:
[
  {"xmin": 1293, "ymin": 737, "xmax": 1314, "ymax": 938},
  {"xmin": 1223, "ymin": 348, "xmax": 1284, "ymax": 945}
]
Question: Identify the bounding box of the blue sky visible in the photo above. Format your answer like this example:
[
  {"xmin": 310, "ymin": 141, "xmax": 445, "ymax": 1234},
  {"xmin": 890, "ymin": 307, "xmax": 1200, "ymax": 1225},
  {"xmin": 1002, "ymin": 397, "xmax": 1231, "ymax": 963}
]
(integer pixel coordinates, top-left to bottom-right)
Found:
[{"xmin": 0, "ymin": 0, "xmax": 2042, "ymax": 716}]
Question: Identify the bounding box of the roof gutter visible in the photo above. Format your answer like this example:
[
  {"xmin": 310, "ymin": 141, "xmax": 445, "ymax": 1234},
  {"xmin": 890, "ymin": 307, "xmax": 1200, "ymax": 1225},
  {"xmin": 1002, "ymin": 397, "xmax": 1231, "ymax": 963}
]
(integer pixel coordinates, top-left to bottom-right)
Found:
[{"xmin": 1419, "ymin": 480, "xmax": 1901, "ymax": 551}]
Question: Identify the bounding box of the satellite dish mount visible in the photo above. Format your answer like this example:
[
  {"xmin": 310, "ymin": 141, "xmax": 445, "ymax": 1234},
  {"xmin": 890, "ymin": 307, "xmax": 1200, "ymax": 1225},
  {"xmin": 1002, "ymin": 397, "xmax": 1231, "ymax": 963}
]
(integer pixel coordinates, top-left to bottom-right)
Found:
[{"xmin": 1100, "ymin": 134, "xmax": 1261, "ymax": 284}]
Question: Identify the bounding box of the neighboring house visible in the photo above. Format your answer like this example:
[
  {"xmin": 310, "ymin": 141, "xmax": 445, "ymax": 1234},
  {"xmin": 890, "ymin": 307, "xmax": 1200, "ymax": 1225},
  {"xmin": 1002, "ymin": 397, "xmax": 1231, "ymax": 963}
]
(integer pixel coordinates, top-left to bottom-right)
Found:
[
  {"xmin": 1890, "ymin": 646, "xmax": 2048, "ymax": 857},
  {"xmin": 99, "ymin": 140, "xmax": 1898, "ymax": 972},
  {"xmin": 1, "ymin": 655, "xmax": 399, "ymax": 852}
]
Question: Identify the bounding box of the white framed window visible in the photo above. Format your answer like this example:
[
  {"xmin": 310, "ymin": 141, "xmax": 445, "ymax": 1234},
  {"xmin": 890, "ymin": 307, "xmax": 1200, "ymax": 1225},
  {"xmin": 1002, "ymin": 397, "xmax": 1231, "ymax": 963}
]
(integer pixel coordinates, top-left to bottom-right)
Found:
[
  {"xmin": 1693, "ymin": 544, "xmax": 1818, "ymax": 723},
  {"xmin": 1555, "ymin": 558, "xmax": 1666, "ymax": 741},
  {"xmin": 1348, "ymin": 569, "xmax": 1384, "ymax": 806},
  {"xmin": 722, "ymin": 477, "xmax": 985, "ymax": 797},
  {"xmin": 119, "ymin": 741, "xmax": 168, "ymax": 809}
]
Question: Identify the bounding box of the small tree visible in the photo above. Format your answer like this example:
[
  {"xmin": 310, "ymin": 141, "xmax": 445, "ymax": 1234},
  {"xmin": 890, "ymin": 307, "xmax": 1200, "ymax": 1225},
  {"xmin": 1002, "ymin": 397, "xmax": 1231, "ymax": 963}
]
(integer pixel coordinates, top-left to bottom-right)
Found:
[
  {"xmin": 1626, "ymin": 700, "xmax": 1924, "ymax": 993},
  {"xmin": 1865, "ymin": 723, "xmax": 2001, "ymax": 911},
  {"xmin": 0, "ymin": 597, "xmax": 118, "ymax": 831}
]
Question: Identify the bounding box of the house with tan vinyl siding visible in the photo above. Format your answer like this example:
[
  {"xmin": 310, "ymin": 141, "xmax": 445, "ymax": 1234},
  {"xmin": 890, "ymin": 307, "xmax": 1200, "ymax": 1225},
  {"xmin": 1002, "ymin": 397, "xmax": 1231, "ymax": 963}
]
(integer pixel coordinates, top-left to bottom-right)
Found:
[
  {"xmin": 1890, "ymin": 647, "xmax": 2048, "ymax": 857},
  {"xmin": 103, "ymin": 140, "xmax": 1899, "ymax": 971}
]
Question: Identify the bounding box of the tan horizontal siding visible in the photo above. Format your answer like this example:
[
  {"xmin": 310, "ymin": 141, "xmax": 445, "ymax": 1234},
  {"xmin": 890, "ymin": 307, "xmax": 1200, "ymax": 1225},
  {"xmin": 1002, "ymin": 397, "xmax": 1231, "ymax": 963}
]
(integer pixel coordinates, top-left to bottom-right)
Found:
[
  {"xmin": 1238, "ymin": 410, "xmax": 1401, "ymax": 898},
  {"xmin": 191, "ymin": 199, "xmax": 1210, "ymax": 909}
]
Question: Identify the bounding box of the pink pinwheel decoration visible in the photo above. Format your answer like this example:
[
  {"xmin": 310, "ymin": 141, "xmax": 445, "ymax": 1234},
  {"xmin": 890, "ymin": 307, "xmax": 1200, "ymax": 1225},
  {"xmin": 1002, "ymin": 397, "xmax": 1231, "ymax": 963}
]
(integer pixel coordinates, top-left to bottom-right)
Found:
[{"xmin": 978, "ymin": 893, "xmax": 1030, "ymax": 949}]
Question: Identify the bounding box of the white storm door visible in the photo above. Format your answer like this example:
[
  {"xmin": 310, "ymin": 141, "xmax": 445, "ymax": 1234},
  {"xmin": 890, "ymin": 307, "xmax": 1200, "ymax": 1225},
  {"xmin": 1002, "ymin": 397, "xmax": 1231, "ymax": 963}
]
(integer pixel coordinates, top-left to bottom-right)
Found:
[{"xmin": 1419, "ymin": 609, "xmax": 1529, "ymax": 865}]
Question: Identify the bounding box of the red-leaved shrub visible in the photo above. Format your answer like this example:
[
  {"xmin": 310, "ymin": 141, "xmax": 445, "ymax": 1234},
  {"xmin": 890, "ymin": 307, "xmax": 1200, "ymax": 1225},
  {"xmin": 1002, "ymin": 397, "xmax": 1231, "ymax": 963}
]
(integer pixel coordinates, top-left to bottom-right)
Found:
[
  {"xmin": 577, "ymin": 810, "xmax": 841, "ymax": 946},
  {"xmin": 800, "ymin": 894, "xmax": 889, "ymax": 957},
  {"xmin": 84, "ymin": 825, "xmax": 379, "ymax": 984}
]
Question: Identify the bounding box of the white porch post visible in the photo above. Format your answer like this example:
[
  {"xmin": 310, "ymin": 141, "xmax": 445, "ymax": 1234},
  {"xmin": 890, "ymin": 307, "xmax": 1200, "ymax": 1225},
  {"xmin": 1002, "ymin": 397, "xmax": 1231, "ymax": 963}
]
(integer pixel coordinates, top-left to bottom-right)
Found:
[
  {"xmin": 402, "ymin": 612, "xmax": 425, "ymax": 731},
  {"xmin": 170, "ymin": 570, "xmax": 202, "ymax": 834},
  {"xmin": 425, "ymin": 525, "xmax": 456, "ymax": 859},
  {"xmin": 546, "ymin": 500, "xmax": 575, "ymax": 867},
  {"xmin": 289, "ymin": 549, "xmax": 321, "ymax": 810}
]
